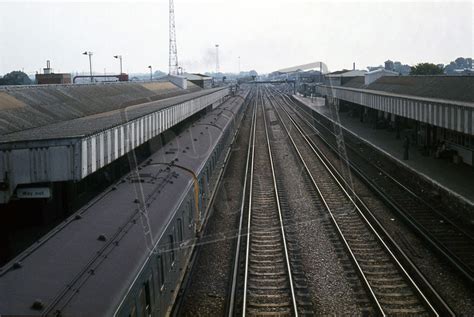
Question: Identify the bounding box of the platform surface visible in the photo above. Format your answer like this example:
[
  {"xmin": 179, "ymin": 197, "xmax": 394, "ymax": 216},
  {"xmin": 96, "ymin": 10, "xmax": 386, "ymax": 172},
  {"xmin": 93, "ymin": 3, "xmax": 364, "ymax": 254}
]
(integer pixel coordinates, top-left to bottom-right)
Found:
[{"xmin": 295, "ymin": 95, "xmax": 474, "ymax": 205}]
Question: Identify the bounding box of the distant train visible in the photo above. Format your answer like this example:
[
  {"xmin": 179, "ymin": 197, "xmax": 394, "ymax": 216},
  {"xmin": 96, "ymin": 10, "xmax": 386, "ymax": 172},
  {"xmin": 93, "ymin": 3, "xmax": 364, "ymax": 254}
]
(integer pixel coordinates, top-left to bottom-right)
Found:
[{"xmin": 0, "ymin": 89, "xmax": 250, "ymax": 316}]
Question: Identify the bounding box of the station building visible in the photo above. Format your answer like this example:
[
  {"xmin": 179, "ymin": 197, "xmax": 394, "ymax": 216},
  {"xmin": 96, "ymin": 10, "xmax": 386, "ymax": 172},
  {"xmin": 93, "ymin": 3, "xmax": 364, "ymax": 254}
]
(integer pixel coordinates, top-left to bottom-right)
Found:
[{"xmin": 35, "ymin": 61, "xmax": 71, "ymax": 84}]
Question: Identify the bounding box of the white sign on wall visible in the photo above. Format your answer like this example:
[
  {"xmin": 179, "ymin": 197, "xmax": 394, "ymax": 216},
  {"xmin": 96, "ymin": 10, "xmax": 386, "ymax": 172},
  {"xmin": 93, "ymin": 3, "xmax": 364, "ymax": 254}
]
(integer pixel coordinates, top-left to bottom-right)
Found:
[{"xmin": 17, "ymin": 187, "xmax": 51, "ymax": 199}]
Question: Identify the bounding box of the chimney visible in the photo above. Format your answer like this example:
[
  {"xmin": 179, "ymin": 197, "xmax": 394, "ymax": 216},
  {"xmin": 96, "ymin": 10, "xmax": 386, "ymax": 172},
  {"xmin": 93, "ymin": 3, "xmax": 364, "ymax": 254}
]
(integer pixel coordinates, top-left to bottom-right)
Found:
[
  {"xmin": 44, "ymin": 60, "xmax": 52, "ymax": 74},
  {"xmin": 353, "ymin": 62, "xmax": 355, "ymax": 70}
]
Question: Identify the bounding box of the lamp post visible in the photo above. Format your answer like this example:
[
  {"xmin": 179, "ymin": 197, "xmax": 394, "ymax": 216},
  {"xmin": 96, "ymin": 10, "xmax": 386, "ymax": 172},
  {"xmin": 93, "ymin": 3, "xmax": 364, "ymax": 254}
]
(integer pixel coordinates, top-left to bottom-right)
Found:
[
  {"xmin": 148, "ymin": 65, "xmax": 153, "ymax": 81},
  {"xmin": 82, "ymin": 51, "xmax": 93, "ymax": 82},
  {"xmin": 114, "ymin": 55, "xmax": 123, "ymax": 74},
  {"xmin": 215, "ymin": 44, "xmax": 220, "ymax": 74}
]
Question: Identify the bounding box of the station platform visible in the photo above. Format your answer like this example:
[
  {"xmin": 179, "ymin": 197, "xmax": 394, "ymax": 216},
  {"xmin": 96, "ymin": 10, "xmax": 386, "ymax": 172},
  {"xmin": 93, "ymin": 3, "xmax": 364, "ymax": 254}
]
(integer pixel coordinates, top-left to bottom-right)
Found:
[
  {"xmin": 0, "ymin": 82, "xmax": 230, "ymax": 204},
  {"xmin": 294, "ymin": 95, "xmax": 474, "ymax": 206}
]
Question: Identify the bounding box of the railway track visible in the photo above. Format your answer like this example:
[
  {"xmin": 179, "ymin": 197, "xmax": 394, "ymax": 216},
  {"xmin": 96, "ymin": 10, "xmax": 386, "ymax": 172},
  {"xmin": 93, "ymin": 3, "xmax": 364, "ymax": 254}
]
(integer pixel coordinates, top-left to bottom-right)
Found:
[
  {"xmin": 279, "ymin": 91, "xmax": 474, "ymax": 284},
  {"xmin": 263, "ymin": 86, "xmax": 453, "ymax": 316},
  {"xmin": 228, "ymin": 87, "xmax": 298, "ymax": 316}
]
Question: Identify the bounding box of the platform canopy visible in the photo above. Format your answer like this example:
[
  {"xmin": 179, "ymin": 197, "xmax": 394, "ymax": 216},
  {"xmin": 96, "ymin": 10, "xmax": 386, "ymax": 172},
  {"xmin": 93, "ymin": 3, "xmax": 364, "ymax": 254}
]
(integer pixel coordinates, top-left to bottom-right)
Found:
[{"xmin": 277, "ymin": 62, "xmax": 329, "ymax": 74}]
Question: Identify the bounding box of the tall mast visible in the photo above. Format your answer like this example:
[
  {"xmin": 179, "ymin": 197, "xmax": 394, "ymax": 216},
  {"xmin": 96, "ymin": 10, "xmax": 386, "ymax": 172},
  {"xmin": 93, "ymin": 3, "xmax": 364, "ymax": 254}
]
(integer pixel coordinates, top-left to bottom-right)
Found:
[{"xmin": 169, "ymin": 0, "xmax": 179, "ymax": 75}]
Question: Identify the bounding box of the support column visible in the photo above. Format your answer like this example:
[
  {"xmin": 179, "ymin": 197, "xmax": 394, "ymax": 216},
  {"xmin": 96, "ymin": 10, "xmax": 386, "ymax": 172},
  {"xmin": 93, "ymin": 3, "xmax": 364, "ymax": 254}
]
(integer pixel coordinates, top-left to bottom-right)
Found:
[{"xmin": 395, "ymin": 115, "xmax": 401, "ymax": 139}]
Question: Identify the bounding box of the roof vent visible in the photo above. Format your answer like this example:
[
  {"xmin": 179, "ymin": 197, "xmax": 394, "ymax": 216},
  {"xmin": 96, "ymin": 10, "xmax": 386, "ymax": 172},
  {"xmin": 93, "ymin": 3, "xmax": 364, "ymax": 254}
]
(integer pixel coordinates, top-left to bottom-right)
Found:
[
  {"xmin": 13, "ymin": 261, "xmax": 22, "ymax": 269},
  {"xmin": 98, "ymin": 234, "xmax": 107, "ymax": 242},
  {"xmin": 74, "ymin": 214, "xmax": 82, "ymax": 220},
  {"xmin": 31, "ymin": 300, "xmax": 44, "ymax": 310}
]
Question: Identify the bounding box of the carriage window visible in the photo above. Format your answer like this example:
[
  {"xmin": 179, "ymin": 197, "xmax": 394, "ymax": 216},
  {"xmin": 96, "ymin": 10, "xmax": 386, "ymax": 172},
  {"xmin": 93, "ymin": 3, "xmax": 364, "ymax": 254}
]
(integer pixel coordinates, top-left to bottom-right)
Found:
[
  {"xmin": 188, "ymin": 202, "xmax": 193, "ymax": 225},
  {"xmin": 177, "ymin": 219, "xmax": 183, "ymax": 242},
  {"xmin": 159, "ymin": 255, "xmax": 165, "ymax": 291},
  {"xmin": 144, "ymin": 280, "xmax": 151, "ymax": 317},
  {"xmin": 169, "ymin": 234, "xmax": 175, "ymax": 267},
  {"xmin": 138, "ymin": 288, "xmax": 146, "ymax": 317},
  {"xmin": 129, "ymin": 303, "xmax": 137, "ymax": 317}
]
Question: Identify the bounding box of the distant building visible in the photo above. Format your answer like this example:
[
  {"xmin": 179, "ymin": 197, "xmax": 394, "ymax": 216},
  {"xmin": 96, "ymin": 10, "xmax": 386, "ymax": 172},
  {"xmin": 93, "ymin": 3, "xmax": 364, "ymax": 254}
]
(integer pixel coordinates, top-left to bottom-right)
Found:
[
  {"xmin": 444, "ymin": 57, "xmax": 474, "ymax": 75},
  {"xmin": 364, "ymin": 68, "xmax": 398, "ymax": 85},
  {"xmin": 325, "ymin": 69, "xmax": 367, "ymax": 86},
  {"xmin": 36, "ymin": 73, "xmax": 72, "ymax": 85},
  {"xmin": 369, "ymin": 60, "xmax": 410, "ymax": 75},
  {"xmin": 384, "ymin": 60, "xmax": 394, "ymax": 71},
  {"xmin": 393, "ymin": 62, "xmax": 411, "ymax": 75},
  {"xmin": 35, "ymin": 61, "xmax": 71, "ymax": 85},
  {"xmin": 367, "ymin": 65, "xmax": 384, "ymax": 72},
  {"xmin": 185, "ymin": 73, "xmax": 213, "ymax": 89}
]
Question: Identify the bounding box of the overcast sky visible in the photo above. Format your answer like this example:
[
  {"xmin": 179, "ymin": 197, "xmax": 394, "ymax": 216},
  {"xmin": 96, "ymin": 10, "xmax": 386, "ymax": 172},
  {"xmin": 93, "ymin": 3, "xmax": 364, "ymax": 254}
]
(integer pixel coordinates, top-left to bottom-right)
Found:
[{"xmin": 0, "ymin": 0, "xmax": 472, "ymax": 76}]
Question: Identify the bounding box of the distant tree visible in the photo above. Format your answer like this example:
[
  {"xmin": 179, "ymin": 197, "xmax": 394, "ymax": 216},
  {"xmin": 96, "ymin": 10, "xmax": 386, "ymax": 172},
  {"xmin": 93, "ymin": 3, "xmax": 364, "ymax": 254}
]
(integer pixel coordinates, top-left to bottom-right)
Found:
[
  {"xmin": 0, "ymin": 71, "xmax": 32, "ymax": 85},
  {"xmin": 153, "ymin": 70, "xmax": 166, "ymax": 78},
  {"xmin": 409, "ymin": 63, "xmax": 443, "ymax": 75}
]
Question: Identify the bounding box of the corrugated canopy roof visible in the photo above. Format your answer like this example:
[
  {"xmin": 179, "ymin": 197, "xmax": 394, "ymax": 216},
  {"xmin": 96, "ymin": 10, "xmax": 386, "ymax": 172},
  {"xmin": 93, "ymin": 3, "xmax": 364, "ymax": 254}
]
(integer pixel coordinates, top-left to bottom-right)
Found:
[
  {"xmin": 342, "ymin": 75, "xmax": 474, "ymax": 103},
  {"xmin": 277, "ymin": 62, "xmax": 328, "ymax": 74}
]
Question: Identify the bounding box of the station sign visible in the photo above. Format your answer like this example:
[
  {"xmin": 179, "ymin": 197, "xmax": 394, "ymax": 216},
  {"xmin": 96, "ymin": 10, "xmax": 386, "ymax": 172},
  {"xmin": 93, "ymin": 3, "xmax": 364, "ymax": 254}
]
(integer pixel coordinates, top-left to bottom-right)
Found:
[{"xmin": 17, "ymin": 187, "xmax": 51, "ymax": 199}]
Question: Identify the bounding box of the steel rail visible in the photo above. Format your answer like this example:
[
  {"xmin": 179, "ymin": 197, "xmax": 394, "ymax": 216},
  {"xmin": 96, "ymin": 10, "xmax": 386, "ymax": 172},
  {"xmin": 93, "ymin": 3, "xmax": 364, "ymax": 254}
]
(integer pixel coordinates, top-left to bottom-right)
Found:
[
  {"xmin": 283, "ymin": 92, "xmax": 474, "ymax": 284},
  {"xmin": 282, "ymin": 92, "xmax": 471, "ymax": 239},
  {"xmin": 242, "ymin": 87, "xmax": 298, "ymax": 316},
  {"xmin": 266, "ymin": 87, "xmax": 440, "ymax": 316},
  {"xmin": 227, "ymin": 90, "xmax": 257, "ymax": 317},
  {"xmin": 242, "ymin": 88, "xmax": 258, "ymax": 316},
  {"xmin": 261, "ymin": 88, "xmax": 298, "ymax": 317}
]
